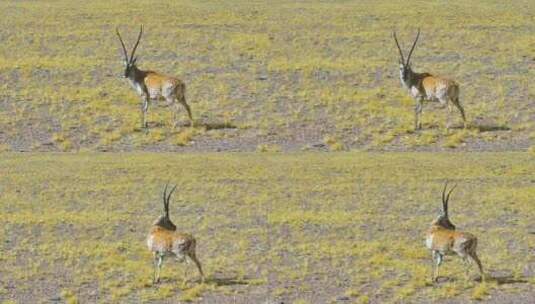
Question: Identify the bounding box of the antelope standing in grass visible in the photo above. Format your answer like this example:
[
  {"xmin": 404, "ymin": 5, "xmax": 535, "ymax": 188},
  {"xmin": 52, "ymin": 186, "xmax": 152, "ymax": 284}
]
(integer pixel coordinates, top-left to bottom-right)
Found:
[
  {"xmin": 393, "ymin": 29, "xmax": 466, "ymax": 130},
  {"xmin": 116, "ymin": 25, "xmax": 193, "ymax": 129},
  {"xmin": 147, "ymin": 184, "xmax": 204, "ymax": 284},
  {"xmin": 425, "ymin": 182, "xmax": 484, "ymax": 283}
]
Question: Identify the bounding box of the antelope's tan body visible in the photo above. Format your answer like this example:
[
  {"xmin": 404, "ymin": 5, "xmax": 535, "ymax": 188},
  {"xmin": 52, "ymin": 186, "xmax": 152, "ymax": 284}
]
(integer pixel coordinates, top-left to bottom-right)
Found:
[
  {"xmin": 415, "ymin": 75, "xmax": 459, "ymax": 104},
  {"xmin": 425, "ymin": 183, "xmax": 484, "ymax": 283},
  {"xmin": 116, "ymin": 25, "xmax": 192, "ymax": 129},
  {"xmin": 144, "ymin": 72, "xmax": 186, "ymax": 101},
  {"xmin": 394, "ymin": 30, "xmax": 466, "ymax": 130},
  {"xmin": 146, "ymin": 184, "xmax": 204, "ymax": 284},
  {"xmin": 426, "ymin": 225, "xmax": 478, "ymax": 257},
  {"xmin": 147, "ymin": 226, "xmax": 196, "ymax": 259}
]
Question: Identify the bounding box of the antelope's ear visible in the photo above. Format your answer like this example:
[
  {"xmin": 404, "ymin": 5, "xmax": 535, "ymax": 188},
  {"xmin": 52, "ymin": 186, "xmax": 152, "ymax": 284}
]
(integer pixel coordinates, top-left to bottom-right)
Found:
[{"xmin": 131, "ymin": 57, "xmax": 138, "ymax": 65}]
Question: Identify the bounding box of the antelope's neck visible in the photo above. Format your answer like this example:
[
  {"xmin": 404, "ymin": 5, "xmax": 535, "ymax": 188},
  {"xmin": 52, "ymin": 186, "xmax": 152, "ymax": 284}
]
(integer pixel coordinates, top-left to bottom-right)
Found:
[
  {"xmin": 431, "ymin": 222, "xmax": 455, "ymax": 231},
  {"xmin": 127, "ymin": 67, "xmax": 147, "ymax": 86},
  {"xmin": 154, "ymin": 216, "xmax": 177, "ymax": 231}
]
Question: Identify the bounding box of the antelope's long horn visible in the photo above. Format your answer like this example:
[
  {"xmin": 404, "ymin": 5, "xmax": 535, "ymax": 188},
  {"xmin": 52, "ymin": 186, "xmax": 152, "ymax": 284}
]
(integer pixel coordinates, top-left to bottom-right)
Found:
[
  {"xmin": 441, "ymin": 181, "xmax": 448, "ymax": 214},
  {"xmin": 129, "ymin": 24, "xmax": 144, "ymax": 64},
  {"xmin": 392, "ymin": 30, "xmax": 405, "ymax": 64},
  {"xmin": 406, "ymin": 28, "xmax": 420, "ymax": 65},
  {"xmin": 116, "ymin": 27, "xmax": 129, "ymax": 62},
  {"xmin": 444, "ymin": 183, "xmax": 457, "ymax": 216},
  {"xmin": 166, "ymin": 185, "xmax": 177, "ymax": 207},
  {"xmin": 162, "ymin": 183, "xmax": 169, "ymax": 215}
]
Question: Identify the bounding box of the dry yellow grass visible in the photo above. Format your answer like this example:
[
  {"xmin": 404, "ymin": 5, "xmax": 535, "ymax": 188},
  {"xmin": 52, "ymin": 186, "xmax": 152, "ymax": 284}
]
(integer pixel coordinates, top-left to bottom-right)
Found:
[
  {"xmin": 1, "ymin": 152, "xmax": 533, "ymax": 302},
  {"xmin": 0, "ymin": 0, "xmax": 532, "ymax": 151}
]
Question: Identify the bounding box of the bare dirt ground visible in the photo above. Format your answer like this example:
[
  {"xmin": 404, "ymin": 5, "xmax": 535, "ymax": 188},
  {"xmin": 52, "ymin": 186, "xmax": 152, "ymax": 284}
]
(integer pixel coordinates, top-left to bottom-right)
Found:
[
  {"xmin": 1, "ymin": 1, "xmax": 534, "ymax": 303},
  {"xmin": 0, "ymin": 1, "xmax": 533, "ymax": 153},
  {"xmin": 1, "ymin": 153, "xmax": 534, "ymax": 303}
]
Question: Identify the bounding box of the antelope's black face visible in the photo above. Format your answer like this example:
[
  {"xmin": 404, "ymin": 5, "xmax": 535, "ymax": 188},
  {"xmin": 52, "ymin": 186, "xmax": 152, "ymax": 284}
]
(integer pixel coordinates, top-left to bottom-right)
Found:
[
  {"xmin": 398, "ymin": 62, "xmax": 412, "ymax": 86},
  {"xmin": 123, "ymin": 59, "xmax": 137, "ymax": 78},
  {"xmin": 399, "ymin": 62, "xmax": 411, "ymax": 83}
]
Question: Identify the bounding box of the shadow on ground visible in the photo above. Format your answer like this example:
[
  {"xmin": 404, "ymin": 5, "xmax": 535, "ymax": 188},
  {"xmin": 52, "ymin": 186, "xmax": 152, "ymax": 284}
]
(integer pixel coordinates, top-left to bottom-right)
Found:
[
  {"xmin": 486, "ymin": 274, "xmax": 529, "ymax": 285},
  {"xmin": 136, "ymin": 120, "xmax": 238, "ymax": 130},
  {"xmin": 473, "ymin": 123, "xmax": 511, "ymax": 132},
  {"xmin": 434, "ymin": 272, "xmax": 528, "ymax": 285},
  {"xmin": 197, "ymin": 121, "xmax": 238, "ymax": 130},
  {"xmin": 205, "ymin": 276, "xmax": 253, "ymax": 287}
]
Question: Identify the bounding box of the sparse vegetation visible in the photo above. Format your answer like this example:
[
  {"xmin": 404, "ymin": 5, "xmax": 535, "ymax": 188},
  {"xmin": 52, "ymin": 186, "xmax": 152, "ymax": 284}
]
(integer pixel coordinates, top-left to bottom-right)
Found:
[
  {"xmin": 256, "ymin": 144, "xmax": 282, "ymax": 153},
  {"xmin": 1, "ymin": 153, "xmax": 533, "ymax": 303},
  {"xmin": 0, "ymin": 0, "xmax": 533, "ymax": 303},
  {"xmin": 0, "ymin": 0, "xmax": 532, "ymax": 152}
]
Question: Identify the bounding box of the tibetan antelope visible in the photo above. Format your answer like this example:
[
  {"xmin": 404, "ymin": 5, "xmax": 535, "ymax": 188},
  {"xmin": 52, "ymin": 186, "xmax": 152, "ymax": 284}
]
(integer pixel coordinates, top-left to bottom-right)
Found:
[
  {"xmin": 116, "ymin": 25, "xmax": 193, "ymax": 129},
  {"xmin": 393, "ymin": 29, "xmax": 466, "ymax": 130},
  {"xmin": 425, "ymin": 182, "xmax": 484, "ymax": 283},
  {"xmin": 147, "ymin": 183, "xmax": 204, "ymax": 284}
]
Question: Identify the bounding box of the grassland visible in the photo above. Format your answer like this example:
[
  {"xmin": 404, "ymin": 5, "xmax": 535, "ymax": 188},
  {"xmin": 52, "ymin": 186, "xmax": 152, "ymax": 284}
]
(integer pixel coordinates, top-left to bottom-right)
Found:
[
  {"xmin": 0, "ymin": 0, "xmax": 533, "ymax": 152},
  {"xmin": 0, "ymin": 1, "xmax": 534, "ymax": 303},
  {"xmin": 1, "ymin": 152, "xmax": 534, "ymax": 303}
]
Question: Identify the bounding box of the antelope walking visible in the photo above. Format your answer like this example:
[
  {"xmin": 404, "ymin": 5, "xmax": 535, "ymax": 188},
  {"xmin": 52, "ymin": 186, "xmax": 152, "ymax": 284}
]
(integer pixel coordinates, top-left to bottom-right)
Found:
[
  {"xmin": 147, "ymin": 184, "xmax": 204, "ymax": 284},
  {"xmin": 393, "ymin": 29, "xmax": 466, "ymax": 130},
  {"xmin": 425, "ymin": 182, "xmax": 484, "ymax": 283},
  {"xmin": 116, "ymin": 25, "xmax": 193, "ymax": 129}
]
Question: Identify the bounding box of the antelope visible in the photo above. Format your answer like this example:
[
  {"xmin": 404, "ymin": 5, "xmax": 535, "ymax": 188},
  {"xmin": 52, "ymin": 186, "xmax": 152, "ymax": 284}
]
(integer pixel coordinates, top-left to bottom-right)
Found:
[
  {"xmin": 393, "ymin": 29, "xmax": 467, "ymax": 130},
  {"xmin": 147, "ymin": 183, "xmax": 204, "ymax": 284},
  {"xmin": 425, "ymin": 182, "xmax": 484, "ymax": 283},
  {"xmin": 116, "ymin": 25, "xmax": 193, "ymax": 129}
]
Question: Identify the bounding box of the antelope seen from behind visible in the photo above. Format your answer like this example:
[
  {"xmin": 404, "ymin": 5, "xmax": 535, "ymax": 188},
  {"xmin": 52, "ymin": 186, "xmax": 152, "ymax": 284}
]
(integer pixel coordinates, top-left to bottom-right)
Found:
[
  {"xmin": 147, "ymin": 183, "xmax": 204, "ymax": 284},
  {"xmin": 393, "ymin": 29, "xmax": 466, "ymax": 130},
  {"xmin": 116, "ymin": 25, "xmax": 193, "ymax": 129},
  {"xmin": 425, "ymin": 182, "xmax": 484, "ymax": 283}
]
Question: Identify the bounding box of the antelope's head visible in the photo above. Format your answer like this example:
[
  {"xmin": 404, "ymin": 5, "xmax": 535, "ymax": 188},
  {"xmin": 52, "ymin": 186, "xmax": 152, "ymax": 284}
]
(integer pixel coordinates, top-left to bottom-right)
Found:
[
  {"xmin": 393, "ymin": 29, "xmax": 420, "ymax": 84},
  {"xmin": 432, "ymin": 181, "xmax": 457, "ymax": 230},
  {"xmin": 116, "ymin": 25, "xmax": 144, "ymax": 78},
  {"xmin": 154, "ymin": 183, "xmax": 177, "ymax": 230}
]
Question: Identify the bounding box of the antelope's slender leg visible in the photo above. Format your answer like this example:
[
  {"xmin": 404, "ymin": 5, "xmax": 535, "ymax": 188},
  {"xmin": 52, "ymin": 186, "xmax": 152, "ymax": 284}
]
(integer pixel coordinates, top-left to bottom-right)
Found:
[
  {"xmin": 431, "ymin": 251, "xmax": 437, "ymax": 282},
  {"xmin": 469, "ymin": 251, "xmax": 484, "ymax": 281},
  {"xmin": 453, "ymin": 97, "xmax": 467, "ymax": 128},
  {"xmin": 188, "ymin": 250, "xmax": 204, "ymax": 283},
  {"xmin": 432, "ymin": 250, "xmax": 443, "ymax": 282},
  {"xmin": 141, "ymin": 95, "xmax": 150, "ymax": 129},
  {"xmin": 155, "ymin": 254, "xmax": 164, "ymax": 283},
  {"xmin": 415, "ymin": 98, "xmax": 423, "ymax": 130},
  {"xmin": 179, "ymin": 95, "xmax": 193, "ymax": 126},
  {"xmin": 152, "ymin": 252, "xmax": 159, "ymax": 283}
]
